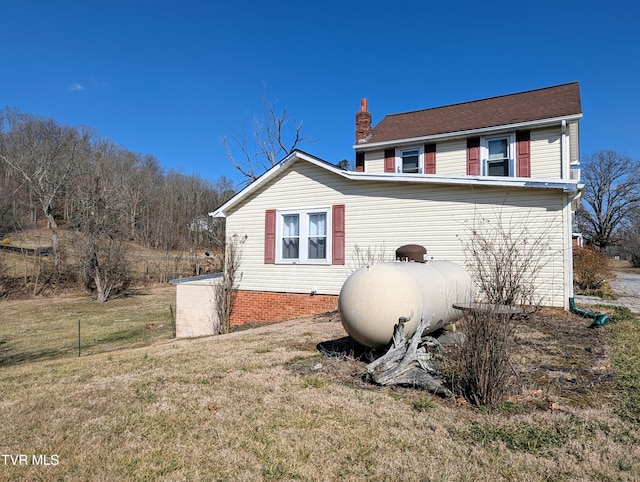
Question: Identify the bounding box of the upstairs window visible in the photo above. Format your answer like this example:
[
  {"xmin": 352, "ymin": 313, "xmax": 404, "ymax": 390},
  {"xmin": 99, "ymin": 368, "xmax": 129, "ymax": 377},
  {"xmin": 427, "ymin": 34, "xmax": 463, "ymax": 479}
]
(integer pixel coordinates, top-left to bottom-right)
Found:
[
  {"xmin": 481, "ymin": 134, "xmax": 515, "ymax": 177},
  {"xmin": 391, "ymin": 146, "xmax": 423, "ymax": 173},
  {"xmin": 487, "ymin": 138, "xmax": 509, "ymax": 176},
  {"xmin": 401, "ymin": 148, "xmax": 420, "ymax": 173}
]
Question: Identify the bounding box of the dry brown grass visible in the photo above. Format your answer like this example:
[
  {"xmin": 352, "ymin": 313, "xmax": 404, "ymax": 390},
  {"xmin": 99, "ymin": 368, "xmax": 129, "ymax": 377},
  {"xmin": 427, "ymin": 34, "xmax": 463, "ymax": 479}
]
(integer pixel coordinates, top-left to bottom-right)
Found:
[{"xmin": 1, "ymin": 295, "xmax": 639, "ymax": 481}]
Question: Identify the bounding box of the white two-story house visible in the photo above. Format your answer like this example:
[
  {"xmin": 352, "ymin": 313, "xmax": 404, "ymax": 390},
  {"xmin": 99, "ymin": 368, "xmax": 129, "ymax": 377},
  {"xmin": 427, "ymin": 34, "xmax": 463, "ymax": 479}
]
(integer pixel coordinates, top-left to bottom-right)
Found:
[{"xmin": 209, "ymin": 82, "xmax": 583, "ymax": 327}]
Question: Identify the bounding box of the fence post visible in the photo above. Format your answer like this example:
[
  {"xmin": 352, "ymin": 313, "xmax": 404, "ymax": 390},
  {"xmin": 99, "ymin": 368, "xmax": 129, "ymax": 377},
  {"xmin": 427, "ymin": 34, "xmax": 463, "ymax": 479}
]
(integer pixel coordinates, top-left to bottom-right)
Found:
[
  {"xmin": 169, "ymin": 304, "xmax": 176, "ymax": 338},
  {"xmin": 78, "ymin": 320, "xmax": 81, "ymax": 357}
]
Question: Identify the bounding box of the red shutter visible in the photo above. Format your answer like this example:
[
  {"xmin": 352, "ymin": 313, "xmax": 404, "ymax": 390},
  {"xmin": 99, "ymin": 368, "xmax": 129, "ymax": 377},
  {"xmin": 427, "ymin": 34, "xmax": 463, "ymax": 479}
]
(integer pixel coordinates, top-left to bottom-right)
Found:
[
  {"xmin": 264, "ymin": 209, "xmax": 276, "ymax": 264},
  {"xmin": 424, "ymin": 143, "xmax": 436, "ymax": 174},
  {"xmin": 384, "ymin": 149, "xmax": 395, "ymax": 173},
  {"xmin": 467, "ymin": 138, "xmax": 480, "ymax": 175},
  {"xmin": 332, "ymin": 204, "xmax": 345, "ymax": 265},
  {"xmin": 516, "ymin": 131, "xmax": 531, "ymax": 177}
]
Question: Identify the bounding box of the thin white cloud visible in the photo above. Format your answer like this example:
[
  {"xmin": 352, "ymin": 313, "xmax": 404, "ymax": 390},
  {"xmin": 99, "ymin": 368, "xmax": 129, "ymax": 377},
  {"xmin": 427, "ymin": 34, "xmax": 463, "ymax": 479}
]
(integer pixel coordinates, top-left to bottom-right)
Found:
[{"xmin": 70, "ymin": 83, "xmax": 85, "ymax": 91}]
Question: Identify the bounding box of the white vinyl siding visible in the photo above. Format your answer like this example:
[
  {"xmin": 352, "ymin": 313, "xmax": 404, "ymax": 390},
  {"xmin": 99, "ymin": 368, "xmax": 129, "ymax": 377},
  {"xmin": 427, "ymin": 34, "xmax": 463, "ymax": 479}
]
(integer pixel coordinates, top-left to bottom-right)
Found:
[
  {"xmin": 365, "ymin": 151, "xmax": 385, "ymax": 173},
  {"xmin": 224, "ymin": 161, "xmax": 571, "ymax": 307},
  {"xmin": 530, "ymin": 127, "xmax": 562, "ymax": 178},
  {"xmin": 435, "ymin": 139, "xmax": 467, "ymax": 175},
  {"xmin": 568, "ymin": 122, "xmax": 580, "ymax": 166}
]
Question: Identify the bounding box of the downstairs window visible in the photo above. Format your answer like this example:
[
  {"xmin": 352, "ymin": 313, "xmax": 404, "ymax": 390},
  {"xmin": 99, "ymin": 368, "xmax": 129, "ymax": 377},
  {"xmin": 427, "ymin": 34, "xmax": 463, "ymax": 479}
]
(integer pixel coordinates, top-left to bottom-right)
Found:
[{"xmin": 277, "ymin": 208, "xmax": 330, "ymax": 264}]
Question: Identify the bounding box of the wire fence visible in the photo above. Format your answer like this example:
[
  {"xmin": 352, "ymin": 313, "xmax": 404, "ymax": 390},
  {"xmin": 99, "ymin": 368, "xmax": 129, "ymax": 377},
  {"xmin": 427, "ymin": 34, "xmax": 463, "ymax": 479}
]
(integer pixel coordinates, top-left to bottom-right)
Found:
[{"xmin": 0, "ymin": 305, "xmax": 176, "ymax": 367}]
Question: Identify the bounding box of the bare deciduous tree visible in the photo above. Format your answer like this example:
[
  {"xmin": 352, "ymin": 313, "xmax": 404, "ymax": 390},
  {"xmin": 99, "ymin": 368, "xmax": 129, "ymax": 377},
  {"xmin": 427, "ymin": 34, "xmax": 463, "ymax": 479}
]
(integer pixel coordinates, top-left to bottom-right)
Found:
[
  {"xmin": 205, "ymin": 176, "xmax": 235, "ymax": 253},
  {"xmin": 578, "ymin": 150, "xmax": 640, "ymax": 250},
  {"xmin": 620, "ymin": 208, "xmax": 640, "ymax": 267},
  {"xmin": 79, "ymin": 237, "xmax": 129, "ymax": 302},
  {"xmin": 222, "ymin": 98, "xmax": 313, "ymax": 184},
  {"xmin": 0, "ymin": 110, "xmax": 90, "ymax": 271},
  {"xmin": 76, "ymin": 141, "xmax": 130, "ymax": 302},
  {"xmin": 0, "ymin": 182, "xmax": 18, "ymax": 235},
  {"xmin": 1, "ymin": 107, "xmax": 239, "ymax": 295}
]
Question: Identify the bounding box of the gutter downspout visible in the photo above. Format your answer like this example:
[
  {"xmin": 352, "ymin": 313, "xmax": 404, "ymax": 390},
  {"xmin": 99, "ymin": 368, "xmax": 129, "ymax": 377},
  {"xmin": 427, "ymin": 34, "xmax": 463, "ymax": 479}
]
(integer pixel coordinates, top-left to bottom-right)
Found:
[
  {"xmin": 562, "ymin": 119, "xmax": 574, "ymax": 306},
  {"xmin": 564, "ymin": 191, "xmax": 574, "ymax": 305},
  {"xmin": 569, "ymin": 297, "xmax": 609, "ymax": 327},
  {"xmin": 561, "ymin": 120, "xmax": 567, "ymax": 179}
]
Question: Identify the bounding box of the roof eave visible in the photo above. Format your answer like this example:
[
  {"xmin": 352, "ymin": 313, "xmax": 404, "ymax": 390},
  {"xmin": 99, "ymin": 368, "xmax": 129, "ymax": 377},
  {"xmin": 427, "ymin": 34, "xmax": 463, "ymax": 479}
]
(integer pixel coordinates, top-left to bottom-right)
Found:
[
  {"xmin": 353, "ymin": 114, "xmax": 583, "ymax": 151},
  {"xmin": 169, "ymin": 273, "xmax": 223, "ymax": 285},
  {"xmin": 210, "ymin": 152, "xmax": 582, "ymax": 218},
  {"xmin": 209, "ymin": 151, "xmax": 348, "ymax": 218},
  {"xmin": 341, "ymin": 171, "xmax": 582, "ymax": 192}
]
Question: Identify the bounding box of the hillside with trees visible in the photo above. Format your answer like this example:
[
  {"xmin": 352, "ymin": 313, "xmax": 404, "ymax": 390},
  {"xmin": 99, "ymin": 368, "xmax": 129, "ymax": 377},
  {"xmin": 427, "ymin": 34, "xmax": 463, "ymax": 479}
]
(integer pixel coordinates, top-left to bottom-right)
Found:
[{"xmin": 0, "ymin": 108, "xmax": 234, "ymax": 300}]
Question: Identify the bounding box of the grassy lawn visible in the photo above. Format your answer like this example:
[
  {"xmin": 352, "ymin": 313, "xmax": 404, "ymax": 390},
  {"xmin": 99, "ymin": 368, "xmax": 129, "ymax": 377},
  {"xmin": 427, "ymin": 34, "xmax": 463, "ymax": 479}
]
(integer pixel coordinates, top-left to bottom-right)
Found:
[
  {"xmin": 1, "ymin": 291, "xmax": 639, "ymax": 481},
  {"xmin": 0, "ymin": 287, "xmax": 175, "ymax": 366}
]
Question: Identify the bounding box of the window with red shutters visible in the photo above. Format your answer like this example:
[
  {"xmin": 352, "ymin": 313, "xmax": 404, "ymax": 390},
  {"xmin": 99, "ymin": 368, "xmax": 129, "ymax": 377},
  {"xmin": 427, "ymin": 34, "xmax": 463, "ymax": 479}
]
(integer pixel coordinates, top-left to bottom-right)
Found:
[{"xmin": 265, "ymin": 205, "xmax": 346, "ymax": 265}]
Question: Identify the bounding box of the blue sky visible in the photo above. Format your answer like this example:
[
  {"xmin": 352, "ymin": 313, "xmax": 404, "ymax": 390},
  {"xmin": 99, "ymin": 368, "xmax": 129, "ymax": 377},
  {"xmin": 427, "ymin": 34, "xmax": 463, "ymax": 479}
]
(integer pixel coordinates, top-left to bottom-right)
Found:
[{"xmin": 1, "ymin": 1, "xmax": 638, "ymax": 186}]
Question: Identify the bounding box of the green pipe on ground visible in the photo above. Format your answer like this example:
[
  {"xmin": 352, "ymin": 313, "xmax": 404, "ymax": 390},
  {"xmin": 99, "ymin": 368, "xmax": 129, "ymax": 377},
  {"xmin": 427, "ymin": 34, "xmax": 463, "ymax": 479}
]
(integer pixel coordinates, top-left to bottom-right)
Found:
[{"xmin": 569, "ymin": 297, "xmax": 609, "ymax": 327}]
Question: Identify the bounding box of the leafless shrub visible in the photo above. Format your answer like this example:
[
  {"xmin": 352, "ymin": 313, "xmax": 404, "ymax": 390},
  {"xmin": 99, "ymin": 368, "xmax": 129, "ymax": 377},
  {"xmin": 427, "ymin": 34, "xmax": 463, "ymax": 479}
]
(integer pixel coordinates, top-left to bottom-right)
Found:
[
  {"xmin": 619, "ymin": 217, "xmax": 640, "ymax": 268},
  {"xmin": 349, "ymin": 242, "xmax": 393, "ymax": 271},
  {"xmin": 447, "ymin": 209, "xmax": 556, "ymax": 406},
  {"xmin": 214, "ymin": 234, "xmax": 246, "ymax": 334},
  {"xmin": 444, "ymin": 308, "xmax": 516, "ymax": 407},
  {"xmin": 573, "ymin": 246, "xmax": 611, "ymax": 290},
  {"xmin": 458, "ymin": 210, "xmax": 555, "ymax": 306}
]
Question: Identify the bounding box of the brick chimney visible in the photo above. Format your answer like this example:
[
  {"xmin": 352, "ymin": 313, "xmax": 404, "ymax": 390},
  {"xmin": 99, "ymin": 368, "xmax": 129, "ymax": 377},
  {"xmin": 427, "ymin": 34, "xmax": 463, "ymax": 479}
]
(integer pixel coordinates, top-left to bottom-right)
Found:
[{"xmin": 355, "ymin": 98, "xmax": 372, "ymax": 144}]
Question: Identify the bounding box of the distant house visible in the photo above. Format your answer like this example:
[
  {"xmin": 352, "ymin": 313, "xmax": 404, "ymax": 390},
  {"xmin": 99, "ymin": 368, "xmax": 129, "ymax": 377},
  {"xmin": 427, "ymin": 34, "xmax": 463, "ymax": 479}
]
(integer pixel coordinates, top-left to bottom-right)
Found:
[{"xmin": 208, "ymin": 82, "xmax": 583, "ymax": 327}]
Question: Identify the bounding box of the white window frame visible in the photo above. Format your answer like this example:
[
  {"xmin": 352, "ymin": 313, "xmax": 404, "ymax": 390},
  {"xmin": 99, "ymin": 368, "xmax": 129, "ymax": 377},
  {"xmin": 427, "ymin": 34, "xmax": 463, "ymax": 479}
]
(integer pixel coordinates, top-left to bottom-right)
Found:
[
  {"xmin": 481, "ymin": 133, "xmax": 515, "ymax": 177},
  {"xmin": 275, "ymin": 207, "xmax": 332, "ymax": 265},
  {"xmin": 395, "ymin": 145, "xmax": 424, "ymax": 174}
]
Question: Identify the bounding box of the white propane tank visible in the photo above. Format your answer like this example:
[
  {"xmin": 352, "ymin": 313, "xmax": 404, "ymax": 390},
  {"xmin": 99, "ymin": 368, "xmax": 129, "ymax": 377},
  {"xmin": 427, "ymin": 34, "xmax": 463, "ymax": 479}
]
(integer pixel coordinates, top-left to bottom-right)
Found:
[{"xmin": 338, "ymin": 261, "xmax": 473, "ymax": 348}]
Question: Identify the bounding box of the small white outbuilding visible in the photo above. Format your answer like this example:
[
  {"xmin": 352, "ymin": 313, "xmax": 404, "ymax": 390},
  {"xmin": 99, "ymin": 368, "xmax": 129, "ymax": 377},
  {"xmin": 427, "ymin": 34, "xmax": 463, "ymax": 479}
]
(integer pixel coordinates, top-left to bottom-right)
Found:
[{"xmin": 169, "ymin": 273, "xmax": 221, "ymax": 338}]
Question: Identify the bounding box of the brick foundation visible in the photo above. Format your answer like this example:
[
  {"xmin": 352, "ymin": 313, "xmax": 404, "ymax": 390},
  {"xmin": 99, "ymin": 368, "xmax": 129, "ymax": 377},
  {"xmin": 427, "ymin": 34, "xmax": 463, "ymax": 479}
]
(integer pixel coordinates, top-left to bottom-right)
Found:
[{"xmin": 230, "ymin": 290, "xmax": 339, "ymax": 326}]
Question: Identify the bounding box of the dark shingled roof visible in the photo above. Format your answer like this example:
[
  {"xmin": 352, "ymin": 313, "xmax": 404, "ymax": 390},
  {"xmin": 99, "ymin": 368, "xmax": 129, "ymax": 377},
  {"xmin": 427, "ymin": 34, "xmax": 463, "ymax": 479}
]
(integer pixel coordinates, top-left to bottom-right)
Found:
[{"xmin": 364, "ymin": 82, "xmax": 581, "ymax": 145}]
